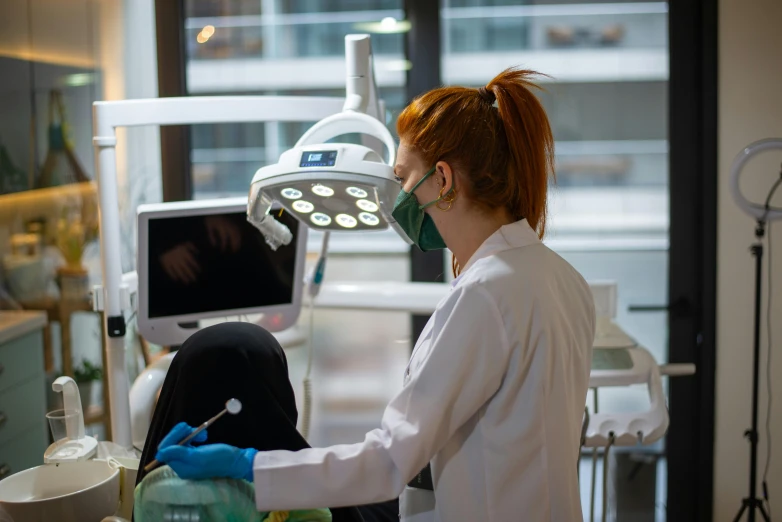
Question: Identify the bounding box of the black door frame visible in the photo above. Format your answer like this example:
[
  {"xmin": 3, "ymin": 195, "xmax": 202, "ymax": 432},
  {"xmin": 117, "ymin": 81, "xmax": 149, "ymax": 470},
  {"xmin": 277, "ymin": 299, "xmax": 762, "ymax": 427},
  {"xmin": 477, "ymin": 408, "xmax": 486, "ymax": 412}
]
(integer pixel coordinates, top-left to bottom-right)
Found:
[
  {"xmin": 404, "ymin": 0, "xmax": 445, "ymax": 342},
  {"xmin": 666, "ymin": 0, "xmax": 717, "ymax": 519},
  {"xmin": 155, "ymin": 0, "xmax": 192, "ymax": 202}
]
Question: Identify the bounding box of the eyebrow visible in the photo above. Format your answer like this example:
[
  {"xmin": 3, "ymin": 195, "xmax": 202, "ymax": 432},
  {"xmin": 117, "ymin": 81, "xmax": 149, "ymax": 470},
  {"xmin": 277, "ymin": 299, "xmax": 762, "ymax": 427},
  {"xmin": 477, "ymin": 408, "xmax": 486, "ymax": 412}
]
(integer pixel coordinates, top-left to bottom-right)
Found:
[{"xmin": 394, "ymin": 164, "xmax": 407, "ymax": 176}]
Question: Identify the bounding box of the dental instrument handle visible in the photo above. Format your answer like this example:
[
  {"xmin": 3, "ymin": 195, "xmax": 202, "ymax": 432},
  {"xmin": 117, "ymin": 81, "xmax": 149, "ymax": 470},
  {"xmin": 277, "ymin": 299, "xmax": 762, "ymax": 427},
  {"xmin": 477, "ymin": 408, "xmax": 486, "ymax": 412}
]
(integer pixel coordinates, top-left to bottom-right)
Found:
[
  {"xmin": 144, "ymin": 400, "xmax": 240, "ymax": 472},
  {"xmin": 143, "ymin": 411, "xmax": 225, "ymax": 472},
  {"xmin": 178, "ymin": 409, "xmax": 228, "ymax": 446}
]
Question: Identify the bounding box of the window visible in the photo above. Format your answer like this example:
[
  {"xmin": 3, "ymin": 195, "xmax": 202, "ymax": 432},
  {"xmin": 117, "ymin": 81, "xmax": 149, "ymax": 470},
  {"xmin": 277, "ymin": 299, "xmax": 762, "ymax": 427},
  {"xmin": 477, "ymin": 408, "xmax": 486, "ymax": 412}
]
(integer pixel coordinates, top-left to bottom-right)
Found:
[
  {"xmin": 441, "ymin": 1, "xmax": 670, "ymax": 519},
  {"xmin": 176, "ymin": 3, "xmax": 716, "ymax": 519},
  {"xmin": 183, "ymin": 1, "xmax": 411, "ymax": 448},
  {"xmin": 185, "ymin": 1, "xmax": 406, "ymax": 199}
]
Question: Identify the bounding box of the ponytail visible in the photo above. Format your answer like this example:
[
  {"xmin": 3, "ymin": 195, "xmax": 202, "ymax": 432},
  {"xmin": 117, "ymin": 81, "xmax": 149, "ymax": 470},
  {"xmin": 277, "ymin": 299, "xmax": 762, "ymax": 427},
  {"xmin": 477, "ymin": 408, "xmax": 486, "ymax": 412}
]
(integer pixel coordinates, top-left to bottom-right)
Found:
[
  {"xmin": 397, "ymin": 67, "xmax": 554, "ymax": 238},
  {"xmin": 485, "ymin": 68, "xmax": 554, "ymax": 236}
]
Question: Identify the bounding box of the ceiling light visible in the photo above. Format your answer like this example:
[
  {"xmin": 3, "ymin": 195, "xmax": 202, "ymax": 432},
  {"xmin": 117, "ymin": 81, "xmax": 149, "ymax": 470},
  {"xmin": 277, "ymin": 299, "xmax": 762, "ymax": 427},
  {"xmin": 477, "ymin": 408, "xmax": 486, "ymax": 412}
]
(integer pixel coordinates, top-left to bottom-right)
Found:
[
  {"xmin": 353, "ymin": 18, "xmax": 411, "ymax": 34},
  {"xmin": 383, "ymin": 59, "xmax": 413, "ymax": 72},
  {"xmin": 58, "ymin": 73, "xmax": 96, "ymax": 87},
  {"xmin": 381, "ymin": 17, "xmax": 397, "ymax": 30}
]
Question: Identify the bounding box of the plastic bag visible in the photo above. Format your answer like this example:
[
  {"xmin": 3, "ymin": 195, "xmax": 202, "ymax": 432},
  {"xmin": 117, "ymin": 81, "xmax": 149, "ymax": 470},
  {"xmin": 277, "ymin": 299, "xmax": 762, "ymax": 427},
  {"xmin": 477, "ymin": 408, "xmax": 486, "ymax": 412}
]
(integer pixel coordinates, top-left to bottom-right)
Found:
[{"xmin": 134, "ymin": 466, "xmax": 332, "ymax": 522}]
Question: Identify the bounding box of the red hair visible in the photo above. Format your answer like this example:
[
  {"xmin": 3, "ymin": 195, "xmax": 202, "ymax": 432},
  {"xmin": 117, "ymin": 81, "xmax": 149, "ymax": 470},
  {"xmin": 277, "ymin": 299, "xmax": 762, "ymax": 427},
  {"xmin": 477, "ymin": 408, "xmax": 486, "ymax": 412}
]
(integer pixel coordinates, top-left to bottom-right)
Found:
[{"xmin": 396, "ymin": 67, "xmax": 554, "ymax": 238}]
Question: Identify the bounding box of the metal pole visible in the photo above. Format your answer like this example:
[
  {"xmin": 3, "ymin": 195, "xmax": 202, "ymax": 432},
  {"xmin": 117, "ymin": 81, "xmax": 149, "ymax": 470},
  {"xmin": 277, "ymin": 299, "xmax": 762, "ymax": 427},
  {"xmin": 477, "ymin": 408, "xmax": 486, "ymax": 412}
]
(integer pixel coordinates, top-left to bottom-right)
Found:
[{"xmin": 747, "ymin": 238, "xmax": 764, "ymax": 522}]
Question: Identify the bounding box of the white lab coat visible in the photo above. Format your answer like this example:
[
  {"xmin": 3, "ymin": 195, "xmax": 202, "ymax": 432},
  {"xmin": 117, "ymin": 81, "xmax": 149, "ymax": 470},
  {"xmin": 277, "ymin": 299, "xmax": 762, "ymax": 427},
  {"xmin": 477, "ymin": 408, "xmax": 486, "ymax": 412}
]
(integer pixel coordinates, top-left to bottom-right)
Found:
[{"xmin": 252, "ymin": 219, "xmax": 595, "ymax": 521}]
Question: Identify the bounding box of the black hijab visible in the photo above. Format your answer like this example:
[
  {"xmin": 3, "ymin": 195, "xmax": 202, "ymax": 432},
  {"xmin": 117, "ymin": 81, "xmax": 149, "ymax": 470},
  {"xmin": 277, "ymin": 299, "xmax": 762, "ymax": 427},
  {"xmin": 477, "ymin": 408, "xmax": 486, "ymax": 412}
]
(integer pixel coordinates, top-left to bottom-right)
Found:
[{"xmin": 135, "ymin": 322, "xmax": 366, "ymax": 522}]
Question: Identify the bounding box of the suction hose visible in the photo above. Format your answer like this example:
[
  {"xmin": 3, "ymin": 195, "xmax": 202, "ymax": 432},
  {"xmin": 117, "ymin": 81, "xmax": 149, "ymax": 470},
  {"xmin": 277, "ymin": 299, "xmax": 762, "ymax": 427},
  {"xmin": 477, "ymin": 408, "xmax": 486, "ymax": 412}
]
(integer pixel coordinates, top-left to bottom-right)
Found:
[{"xmin": 300, "ymin": 231, "xmax": 330, "ymax": 440}]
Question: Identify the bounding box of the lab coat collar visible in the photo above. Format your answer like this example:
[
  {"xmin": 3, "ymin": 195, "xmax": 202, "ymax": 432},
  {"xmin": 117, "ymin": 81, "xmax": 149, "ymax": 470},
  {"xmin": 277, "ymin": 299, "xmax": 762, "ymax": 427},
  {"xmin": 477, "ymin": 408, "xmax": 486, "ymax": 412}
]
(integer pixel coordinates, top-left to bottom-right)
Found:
[{"xmin": 451, "ymin": 219, "xmax": 541, "ymax": 287}]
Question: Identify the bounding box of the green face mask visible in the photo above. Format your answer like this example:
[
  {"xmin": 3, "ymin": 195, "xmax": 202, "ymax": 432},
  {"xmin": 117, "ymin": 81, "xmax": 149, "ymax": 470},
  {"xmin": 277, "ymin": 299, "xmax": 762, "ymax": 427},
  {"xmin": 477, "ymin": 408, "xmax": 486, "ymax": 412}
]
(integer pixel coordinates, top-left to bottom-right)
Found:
[{"xmin": 391, "ymin": 166, "xmax": 453, "ymax": 252}]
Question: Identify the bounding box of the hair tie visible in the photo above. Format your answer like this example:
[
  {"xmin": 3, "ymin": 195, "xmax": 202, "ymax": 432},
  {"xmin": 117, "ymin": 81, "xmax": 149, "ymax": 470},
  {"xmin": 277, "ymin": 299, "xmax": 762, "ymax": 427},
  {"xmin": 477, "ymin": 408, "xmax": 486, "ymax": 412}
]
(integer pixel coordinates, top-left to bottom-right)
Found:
[{"xmin": 477, "ymin": 86, "xmax": 496, "ymax": 105}]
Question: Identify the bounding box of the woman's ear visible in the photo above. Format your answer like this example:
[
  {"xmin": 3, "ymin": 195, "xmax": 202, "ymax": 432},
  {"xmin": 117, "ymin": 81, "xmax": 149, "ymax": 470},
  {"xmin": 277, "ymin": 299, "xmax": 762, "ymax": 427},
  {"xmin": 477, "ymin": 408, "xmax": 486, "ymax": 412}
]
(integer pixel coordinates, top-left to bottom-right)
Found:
[{"xmin": 436, "ymin": 160, "xmax": 455, "ymax": 193}]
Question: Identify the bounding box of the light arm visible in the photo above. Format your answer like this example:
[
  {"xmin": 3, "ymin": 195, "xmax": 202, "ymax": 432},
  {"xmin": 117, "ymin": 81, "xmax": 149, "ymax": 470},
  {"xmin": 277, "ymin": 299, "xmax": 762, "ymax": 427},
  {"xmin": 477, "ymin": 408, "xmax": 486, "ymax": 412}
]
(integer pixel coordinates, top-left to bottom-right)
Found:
[{"xmin": 343, "ymin": 34, "xmax": 383, "ymax": 120}]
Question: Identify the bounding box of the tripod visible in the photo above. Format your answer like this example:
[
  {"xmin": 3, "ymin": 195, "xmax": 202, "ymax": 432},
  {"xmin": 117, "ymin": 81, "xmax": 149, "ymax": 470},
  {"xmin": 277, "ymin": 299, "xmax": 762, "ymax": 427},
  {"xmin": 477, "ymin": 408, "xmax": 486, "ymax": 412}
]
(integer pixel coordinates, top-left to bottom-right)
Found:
[{"xmin": 733, "ymin": 221, "xmax": 771, "ymax": 522}]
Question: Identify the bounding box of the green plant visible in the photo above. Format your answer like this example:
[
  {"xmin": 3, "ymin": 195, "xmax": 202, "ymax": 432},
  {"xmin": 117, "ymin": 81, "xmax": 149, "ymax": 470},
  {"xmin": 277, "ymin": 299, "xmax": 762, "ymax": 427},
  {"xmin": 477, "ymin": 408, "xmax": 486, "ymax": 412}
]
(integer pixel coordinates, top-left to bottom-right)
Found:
[{"xmin": 73, "ymin": 359, "xmax": 103, "ymax": 383}]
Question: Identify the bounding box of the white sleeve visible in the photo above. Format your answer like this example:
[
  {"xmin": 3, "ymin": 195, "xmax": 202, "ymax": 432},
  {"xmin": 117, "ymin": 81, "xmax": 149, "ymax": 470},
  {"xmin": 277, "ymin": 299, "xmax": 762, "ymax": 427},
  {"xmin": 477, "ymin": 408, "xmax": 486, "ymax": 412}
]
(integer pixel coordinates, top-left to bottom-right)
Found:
[{"xmin": 252, "ymin": 284, "xmax": 511, "ymax": 511}]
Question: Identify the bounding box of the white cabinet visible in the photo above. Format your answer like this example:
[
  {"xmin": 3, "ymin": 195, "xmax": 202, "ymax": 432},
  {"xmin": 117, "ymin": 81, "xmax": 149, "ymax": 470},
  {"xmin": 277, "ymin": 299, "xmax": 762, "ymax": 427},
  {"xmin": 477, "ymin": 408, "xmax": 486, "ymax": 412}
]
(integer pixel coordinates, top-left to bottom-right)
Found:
[{"xmin": 0, "ymin": 312, "xmax": 48, "ymax": 480}]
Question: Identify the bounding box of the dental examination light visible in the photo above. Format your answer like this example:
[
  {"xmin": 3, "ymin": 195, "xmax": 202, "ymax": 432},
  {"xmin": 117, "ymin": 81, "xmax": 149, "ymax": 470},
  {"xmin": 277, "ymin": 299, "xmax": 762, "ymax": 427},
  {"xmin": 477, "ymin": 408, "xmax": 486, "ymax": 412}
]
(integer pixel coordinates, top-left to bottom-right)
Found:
[
  {"xmin": 247, "ymin": 115, "xmax": 404, "ymax": 241},
  {"xmin": 729, "ymin": 138, "xmax": 782, "ymax": 522},
  {"xmin": 247, "ymin": 34, "xmax": 411, "ymax": 250}
]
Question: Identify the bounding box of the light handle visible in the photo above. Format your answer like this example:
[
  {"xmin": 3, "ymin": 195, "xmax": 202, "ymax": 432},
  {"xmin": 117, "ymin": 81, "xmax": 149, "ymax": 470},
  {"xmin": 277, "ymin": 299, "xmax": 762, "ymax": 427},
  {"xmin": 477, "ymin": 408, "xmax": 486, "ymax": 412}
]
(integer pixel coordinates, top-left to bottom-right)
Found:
[{"xmin": 295, "ymin": 112, "xmax": 396, "ymax": 167}]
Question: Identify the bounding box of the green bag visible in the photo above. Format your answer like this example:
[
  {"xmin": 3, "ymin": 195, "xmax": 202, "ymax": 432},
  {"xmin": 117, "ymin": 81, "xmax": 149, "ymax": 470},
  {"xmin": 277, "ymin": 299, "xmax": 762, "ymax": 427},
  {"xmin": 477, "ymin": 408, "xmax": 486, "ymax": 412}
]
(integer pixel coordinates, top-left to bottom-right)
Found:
[{"xmin": 135, "ymin": 466, "xmax": 331, "ymax": 522}]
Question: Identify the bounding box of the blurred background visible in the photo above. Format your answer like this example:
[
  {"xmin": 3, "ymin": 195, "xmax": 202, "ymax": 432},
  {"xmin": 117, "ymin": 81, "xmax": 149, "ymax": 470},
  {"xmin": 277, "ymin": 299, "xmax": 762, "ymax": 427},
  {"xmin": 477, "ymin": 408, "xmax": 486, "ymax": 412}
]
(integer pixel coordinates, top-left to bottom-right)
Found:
[{"xmin": 0, "ymin": 0, "xmax": 778, "ymax": 521}]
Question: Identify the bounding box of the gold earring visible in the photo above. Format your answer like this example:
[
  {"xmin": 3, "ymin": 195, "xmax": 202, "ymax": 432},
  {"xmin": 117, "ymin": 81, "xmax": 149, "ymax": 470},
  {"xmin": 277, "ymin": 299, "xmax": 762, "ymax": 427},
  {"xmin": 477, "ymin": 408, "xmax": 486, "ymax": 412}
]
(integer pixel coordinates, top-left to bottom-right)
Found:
[{"xmin": 436, "ymin": 186, "xmax": 457, "ymax": 212}]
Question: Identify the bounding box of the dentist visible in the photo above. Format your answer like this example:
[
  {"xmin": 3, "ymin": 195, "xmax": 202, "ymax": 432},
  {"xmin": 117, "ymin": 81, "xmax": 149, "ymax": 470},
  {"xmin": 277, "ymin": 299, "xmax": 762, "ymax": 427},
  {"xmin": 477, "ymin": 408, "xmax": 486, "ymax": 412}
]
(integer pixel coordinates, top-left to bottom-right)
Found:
[{"xmin": 155, "ymin": 67, "xmax": 596, "ymax": 522}]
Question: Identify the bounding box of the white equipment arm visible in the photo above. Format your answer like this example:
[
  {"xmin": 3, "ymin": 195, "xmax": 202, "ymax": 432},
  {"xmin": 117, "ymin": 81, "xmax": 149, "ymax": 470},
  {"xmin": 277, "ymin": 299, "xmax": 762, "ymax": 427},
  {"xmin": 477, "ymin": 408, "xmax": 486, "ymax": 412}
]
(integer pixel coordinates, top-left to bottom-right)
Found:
[{"xmin": 93, "ymin": 95, "xmax": 346, "ymax": 448}]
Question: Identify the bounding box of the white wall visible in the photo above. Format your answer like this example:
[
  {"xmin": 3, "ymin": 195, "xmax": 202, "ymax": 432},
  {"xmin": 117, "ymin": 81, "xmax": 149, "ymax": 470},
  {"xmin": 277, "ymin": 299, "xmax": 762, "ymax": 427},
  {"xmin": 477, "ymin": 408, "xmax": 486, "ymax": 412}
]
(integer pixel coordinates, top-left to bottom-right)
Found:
[{"xmin": 715, "ymin": 0, "xmax": 782, "ymax": 519}]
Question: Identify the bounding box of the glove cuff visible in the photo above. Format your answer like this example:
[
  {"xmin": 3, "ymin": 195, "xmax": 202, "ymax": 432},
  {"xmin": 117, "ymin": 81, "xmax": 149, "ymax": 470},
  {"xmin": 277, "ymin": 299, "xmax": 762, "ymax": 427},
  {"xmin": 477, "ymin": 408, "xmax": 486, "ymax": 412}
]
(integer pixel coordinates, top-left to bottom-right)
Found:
[{"xmin": 242, "ymin": 448, "xmax": 259, "ymax": 482}]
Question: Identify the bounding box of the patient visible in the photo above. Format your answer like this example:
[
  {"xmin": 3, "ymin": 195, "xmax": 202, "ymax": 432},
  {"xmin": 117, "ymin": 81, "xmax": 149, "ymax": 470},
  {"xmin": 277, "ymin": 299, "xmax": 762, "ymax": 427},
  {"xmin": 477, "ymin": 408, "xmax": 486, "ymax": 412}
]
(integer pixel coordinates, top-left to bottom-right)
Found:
[{"xmin": 135, "ymin": 322, "xmax": 398, "ymax": 522}]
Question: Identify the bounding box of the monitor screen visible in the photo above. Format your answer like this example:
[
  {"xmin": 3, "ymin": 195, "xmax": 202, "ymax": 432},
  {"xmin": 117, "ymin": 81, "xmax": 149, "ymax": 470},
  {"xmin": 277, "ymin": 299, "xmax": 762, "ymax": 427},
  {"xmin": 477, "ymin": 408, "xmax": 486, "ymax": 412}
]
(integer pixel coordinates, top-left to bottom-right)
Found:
[{"xmin": 146, "ymin": 209, "xmax": 299, "ymax": 319}]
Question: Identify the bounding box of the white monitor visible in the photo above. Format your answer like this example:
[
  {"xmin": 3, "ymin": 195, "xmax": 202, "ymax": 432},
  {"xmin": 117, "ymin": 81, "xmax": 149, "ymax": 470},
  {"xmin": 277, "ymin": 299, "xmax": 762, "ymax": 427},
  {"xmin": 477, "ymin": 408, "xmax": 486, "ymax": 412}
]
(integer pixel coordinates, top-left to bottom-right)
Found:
[{"xmin": 137, "ymin": 197, "xmax": 307, "ymax": 345}]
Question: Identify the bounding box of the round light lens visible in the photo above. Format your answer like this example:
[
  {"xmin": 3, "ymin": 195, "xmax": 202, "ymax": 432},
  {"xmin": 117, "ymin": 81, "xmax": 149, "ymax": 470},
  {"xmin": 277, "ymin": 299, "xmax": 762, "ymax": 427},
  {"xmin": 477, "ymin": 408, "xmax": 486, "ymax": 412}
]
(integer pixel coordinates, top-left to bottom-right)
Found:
[
  {"xmin": 358, "ymin": 212, "xmax": 380, "ymax": 226},
  {"xmin": 281, "ymin": 188, "xmax": 302, "ymax": 200},
  {"xmin": 336, "ymin": 214, "xmax": 358, "ymax": 229},
  {"xmin": 346, "ymin": 186, "xmax": 368, "ymax": 198},
  {"xmin": 310, "ymin": 213, "xmax": 332, "ymax": 227},
  {"xmin": 356, "ymin": 199, "xmax": 379, "ymax": 213},
  {"xmin": 292, "ymin": 200, "xmax": 314, "ymax": 213},
  {"xmin": 312, "ymin": 185, "xmax": 334, "ymax": 197}
]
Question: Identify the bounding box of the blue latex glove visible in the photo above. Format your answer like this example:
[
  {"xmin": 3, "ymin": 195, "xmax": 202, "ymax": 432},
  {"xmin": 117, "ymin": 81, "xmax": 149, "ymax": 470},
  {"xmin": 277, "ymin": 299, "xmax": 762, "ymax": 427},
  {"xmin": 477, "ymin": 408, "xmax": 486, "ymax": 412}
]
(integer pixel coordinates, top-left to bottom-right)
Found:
[
  {"xmin": 159, "ymin": 422, "xmax": 209, "ymax": 448},
  {"xmin": 155, "ymin": 422, "xmax": 257, "ymax": 482}
]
